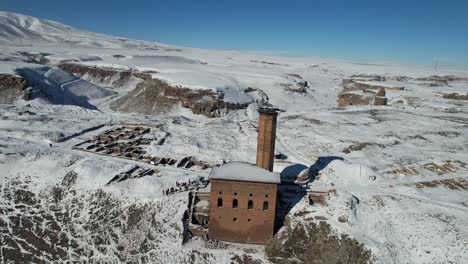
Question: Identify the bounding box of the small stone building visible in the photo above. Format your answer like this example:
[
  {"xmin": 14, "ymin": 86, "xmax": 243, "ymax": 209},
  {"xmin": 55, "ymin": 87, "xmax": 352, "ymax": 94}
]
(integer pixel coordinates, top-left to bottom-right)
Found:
[{"xmin": 208, "ymin": 162, "xmax": 280, "ymax": 244}]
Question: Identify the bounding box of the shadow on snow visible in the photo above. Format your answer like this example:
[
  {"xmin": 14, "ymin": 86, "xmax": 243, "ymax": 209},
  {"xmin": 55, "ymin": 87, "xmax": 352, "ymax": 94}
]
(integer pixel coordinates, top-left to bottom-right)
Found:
[{"xmin": 274, "ymin": 156, "xmax": 344, "ymax": 233}]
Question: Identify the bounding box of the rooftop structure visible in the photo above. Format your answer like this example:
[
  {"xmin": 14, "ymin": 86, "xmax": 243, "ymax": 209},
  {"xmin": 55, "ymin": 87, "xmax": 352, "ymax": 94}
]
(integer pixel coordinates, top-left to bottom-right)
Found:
[{"xmin": 209, "ymin": 162, "xmax": 280, "ymax": 184}]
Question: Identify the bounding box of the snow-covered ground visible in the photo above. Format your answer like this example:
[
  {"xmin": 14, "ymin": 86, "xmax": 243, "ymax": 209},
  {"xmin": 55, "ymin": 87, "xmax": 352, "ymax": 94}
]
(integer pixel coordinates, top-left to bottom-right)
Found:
[{"xmin": 1, "ymin": 11, "xmax": 467, "ymax": 263}]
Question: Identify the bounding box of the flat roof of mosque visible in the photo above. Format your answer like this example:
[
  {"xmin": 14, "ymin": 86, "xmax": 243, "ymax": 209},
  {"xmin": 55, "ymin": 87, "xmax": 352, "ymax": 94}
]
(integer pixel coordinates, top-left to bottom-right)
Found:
[{"xmin": 209, "ymin": 162, "xmax": 281, "ymax": 184}]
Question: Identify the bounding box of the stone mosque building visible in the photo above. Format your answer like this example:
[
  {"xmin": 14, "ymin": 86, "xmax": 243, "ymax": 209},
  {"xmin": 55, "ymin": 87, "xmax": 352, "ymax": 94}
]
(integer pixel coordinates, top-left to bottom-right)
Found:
[{"xmin": 208, "ymin": 107, "xmax": 281, "ymax": 244}]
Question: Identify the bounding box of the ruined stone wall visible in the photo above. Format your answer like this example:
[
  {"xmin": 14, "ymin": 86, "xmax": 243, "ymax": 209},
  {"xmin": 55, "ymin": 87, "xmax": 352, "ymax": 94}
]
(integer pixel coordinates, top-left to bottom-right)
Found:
[
  {"xmin": 374, "ymin": 96, "xmax": 388, "ymax": 106},
  {"xmin": 337, "ymin": 92, "xmax": 375, "ymax": 108},
  {"xmin": 209, "ymin": 180, "xmax": 277, "ymax": 244}
]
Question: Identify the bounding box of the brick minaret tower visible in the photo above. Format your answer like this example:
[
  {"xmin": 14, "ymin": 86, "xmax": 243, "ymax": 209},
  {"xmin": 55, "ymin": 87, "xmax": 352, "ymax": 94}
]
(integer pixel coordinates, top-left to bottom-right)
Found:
[{"xmin": 256, "ymin": 107, "xmax": 279, "ymax": 172}]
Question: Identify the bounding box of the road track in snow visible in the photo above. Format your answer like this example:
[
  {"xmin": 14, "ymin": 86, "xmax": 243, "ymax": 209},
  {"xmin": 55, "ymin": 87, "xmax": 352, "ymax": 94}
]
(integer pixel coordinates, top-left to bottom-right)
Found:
[{"xmin": 276, "ymin": 132, "xmax": 313, "ymax": 166}]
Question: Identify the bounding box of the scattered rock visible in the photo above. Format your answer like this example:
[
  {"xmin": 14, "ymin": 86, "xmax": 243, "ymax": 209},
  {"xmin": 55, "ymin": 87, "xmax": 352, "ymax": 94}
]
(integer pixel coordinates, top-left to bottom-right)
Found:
[
  {"xmin": 111, "ymin": 77, "xmax": 250, "ymax": 117},
  {"xmin": 0, "ymin": 74, "xmax": 29, "ymax": 103},
  {"xmin": 58, "ymin": 63, "xmax": 142, "ymax": 90},
  {"xmin": 442, "ymin": 92, "xmax": 468, "ymax": 100},
  {"xmin": 338, "ymin": 216, "xmax": 348, "ymax": 223}
]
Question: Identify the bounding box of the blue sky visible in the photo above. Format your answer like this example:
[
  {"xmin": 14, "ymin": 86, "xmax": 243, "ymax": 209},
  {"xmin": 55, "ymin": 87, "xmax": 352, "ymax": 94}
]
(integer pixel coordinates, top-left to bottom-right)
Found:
[{"xmin": 1, "ymin": 0, "xmax": 468, "ymax": 66}]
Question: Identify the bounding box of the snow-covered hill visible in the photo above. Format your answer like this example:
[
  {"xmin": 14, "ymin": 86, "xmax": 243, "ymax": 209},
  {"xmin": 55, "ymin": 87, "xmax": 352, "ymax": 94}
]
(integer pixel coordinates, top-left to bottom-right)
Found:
[
  {"xmin": 0, "ymin": 11, "xmax": 167, "ymax": 49},
  {"xmin": 0, "ymin": 11, "xmax": 467, "ymax": 264}
]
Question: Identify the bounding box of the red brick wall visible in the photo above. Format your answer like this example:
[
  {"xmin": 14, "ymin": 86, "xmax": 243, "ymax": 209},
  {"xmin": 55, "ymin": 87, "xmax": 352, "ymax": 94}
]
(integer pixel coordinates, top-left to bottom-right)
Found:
[{"xmin": 209, "ymin": 179, "xmax": 277, "ymax": 244}]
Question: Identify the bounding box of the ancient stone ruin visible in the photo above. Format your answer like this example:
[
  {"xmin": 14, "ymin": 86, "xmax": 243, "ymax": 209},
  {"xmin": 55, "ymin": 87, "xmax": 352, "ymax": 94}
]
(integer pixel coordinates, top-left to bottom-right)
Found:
[
  {"xmin": 72, "ymin": 125, "xmax": 216, "ymax": 171},
  {"xmin": 187, "ymin": 107, "xmax": 281, "ymax": 244},
  {"xmin": 337, "ymin": 78, "xmax": 400, "ymax": 107},
  {"xmin": 374, "ymin": 87, "xmax": 387, "ymax": 106}
]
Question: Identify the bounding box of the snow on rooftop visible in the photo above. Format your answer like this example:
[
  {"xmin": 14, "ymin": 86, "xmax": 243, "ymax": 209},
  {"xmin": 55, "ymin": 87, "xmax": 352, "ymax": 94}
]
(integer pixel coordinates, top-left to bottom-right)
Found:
[{"xmin": 209, "ymin": 162, "xmax": 281, "ymax": 184}]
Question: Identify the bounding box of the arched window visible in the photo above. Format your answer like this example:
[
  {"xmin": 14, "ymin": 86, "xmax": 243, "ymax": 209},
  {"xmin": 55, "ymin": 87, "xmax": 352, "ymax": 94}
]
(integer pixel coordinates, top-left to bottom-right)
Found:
[
  {"xmin": 263, "ymin": 201, "xmax": 269, "ymax": 211},
  {"xmin": 232, "ymin": 199, "xmax": 238, "ymax": 208},
  {"xmin": 217, "ymin": 198, "xmax": 223, "ymax": 208},
  {"xmin": 248, "ymin": 200, "xmax": 254, "ymax": 209}
]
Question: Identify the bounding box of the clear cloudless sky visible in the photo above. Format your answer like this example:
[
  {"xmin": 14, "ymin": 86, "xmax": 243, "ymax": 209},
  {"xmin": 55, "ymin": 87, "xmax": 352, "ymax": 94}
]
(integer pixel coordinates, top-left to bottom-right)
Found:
[{"xmin": 1, "ymin": 0, "xmax": 468, "ymax": 66}]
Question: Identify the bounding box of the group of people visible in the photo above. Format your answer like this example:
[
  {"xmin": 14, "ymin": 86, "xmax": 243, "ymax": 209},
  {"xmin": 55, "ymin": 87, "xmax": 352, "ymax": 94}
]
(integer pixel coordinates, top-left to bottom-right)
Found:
[{"xmin": 162, "ymin": 177, "xmax": 206, "ymax": 196}]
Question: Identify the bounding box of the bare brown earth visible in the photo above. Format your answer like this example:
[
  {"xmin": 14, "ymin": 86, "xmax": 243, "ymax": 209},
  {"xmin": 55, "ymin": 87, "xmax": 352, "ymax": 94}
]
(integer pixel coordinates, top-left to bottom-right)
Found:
[
  {"xmin": 402, "ymin": 178, "xmax": 468, "ymax": 190},
  {"xmin": 384, "ymin": 160, "xmax": 467, "ymax": 178},
  {"xmin": 0, "ymin": 74, "xmax": 29, "ymax": 104}
]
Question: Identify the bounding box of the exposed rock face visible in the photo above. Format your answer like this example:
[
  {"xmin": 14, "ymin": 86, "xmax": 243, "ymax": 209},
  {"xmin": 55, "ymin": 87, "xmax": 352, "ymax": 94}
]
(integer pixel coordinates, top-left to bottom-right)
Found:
[
  {"xmin": 281, "ymin": 74, "xmax": 309, "ymax": 94},
  {"xmin": 244, "ymin": 87, "xmax": 269, "ymax": 105},
  {"xmin": 17, "ymin": 52, "xmax": 50, "ymax": 65},
  {"xmin": 266, "ymin": 219, "xmax": 372, "ymax": 264},
  {"xmin": 349, "ymin": 74, "xmax": 386, "ymax": 82},
  {"xmin": 0, "ymin": 74, "xmax": 29, "ymax": 103},
  {"xmin": 110, "ymin": 77, "xmax": 250, "ymax": 117},
  {"xmin": 15, "ymin": 67, "xmax": 114, "ymax": 110},
  {"xmin": 58, "ymin": 63, "xmax": 252, "ymax": 117},
  {"xmin": 415, "ymin": 75, "xmax": 468, "ymax": 86},
  {"xmin": 442, "ymin": 92, "xmax": 468, "ymax": 100},
  {"xmin": 283, "ymin": 82, "xmax": 308, "ymax": 94},
  {"xmin": 58, "ymin": 63, "xmax": 143, "ymax": 90}
]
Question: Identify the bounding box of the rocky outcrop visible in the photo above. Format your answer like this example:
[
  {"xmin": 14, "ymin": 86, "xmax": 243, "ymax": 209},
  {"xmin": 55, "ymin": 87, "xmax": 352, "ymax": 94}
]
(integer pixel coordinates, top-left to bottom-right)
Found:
[
  {"xmin": 58, "ymin": 63, "xmax": 144, "ymax": 90},
  {"xmin": 415, "ymin": 75, "xmax": 468, "ymax": 87},
  {"xmin": 17, "ymin": 52, "xmax": 50, "ymax": 65},
  {"xmin": 442, "ymin": 92, "xmax": 468, "ymax": 100},
  {"xmin": 58, "ymin": 63, "xmax": 253, "ymax": 117},
  {"xmin": 281, "ymin": 74, "xmax": 309, "ymax": 94},
  {"xmin": 0, "ymin": 74, "xmax": 30, "ymax": 103},
  {"xmin": 266, "ymin": 219, "xmax": 372, "ymax": 264},
  {"xmin": 349, "ymin": 74, "xmax": 386, "ymax": 82},
  {"xmin": 110, "ymin": 77, "xmax": 250, "ymax": 117}
]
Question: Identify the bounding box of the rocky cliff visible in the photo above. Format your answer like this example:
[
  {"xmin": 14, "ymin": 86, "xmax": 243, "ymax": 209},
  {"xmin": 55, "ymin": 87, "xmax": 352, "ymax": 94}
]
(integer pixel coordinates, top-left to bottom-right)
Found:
[{"xmin": 110, "ymin": 76, "xmax": 250, "ymax": 117}]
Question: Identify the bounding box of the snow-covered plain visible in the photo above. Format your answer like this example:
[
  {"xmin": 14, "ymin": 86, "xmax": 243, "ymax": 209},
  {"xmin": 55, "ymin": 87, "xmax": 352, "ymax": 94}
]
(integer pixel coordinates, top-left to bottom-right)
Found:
[{"xmin": 1, "ymin": 11, "xmax": 467, "ymax": 263}]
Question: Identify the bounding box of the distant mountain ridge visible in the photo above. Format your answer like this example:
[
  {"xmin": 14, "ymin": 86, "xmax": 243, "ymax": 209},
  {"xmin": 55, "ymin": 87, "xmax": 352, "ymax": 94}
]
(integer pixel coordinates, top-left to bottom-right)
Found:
[{"xmin": 0, "ymin": 11, "xmax": 168, "ymax": 50}]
